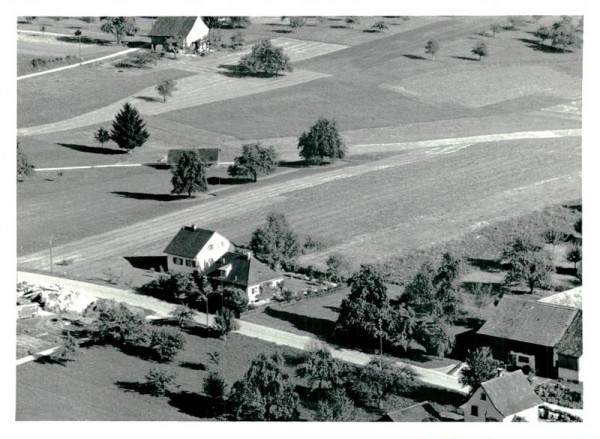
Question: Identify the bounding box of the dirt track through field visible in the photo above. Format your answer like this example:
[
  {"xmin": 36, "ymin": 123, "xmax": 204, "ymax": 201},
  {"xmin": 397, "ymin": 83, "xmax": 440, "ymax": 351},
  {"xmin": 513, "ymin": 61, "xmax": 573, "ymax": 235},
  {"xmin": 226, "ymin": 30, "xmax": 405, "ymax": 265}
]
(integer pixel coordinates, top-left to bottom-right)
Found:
[{"xmin": 18, "ymin": 129, "xmax": 581, "ymax": 273}]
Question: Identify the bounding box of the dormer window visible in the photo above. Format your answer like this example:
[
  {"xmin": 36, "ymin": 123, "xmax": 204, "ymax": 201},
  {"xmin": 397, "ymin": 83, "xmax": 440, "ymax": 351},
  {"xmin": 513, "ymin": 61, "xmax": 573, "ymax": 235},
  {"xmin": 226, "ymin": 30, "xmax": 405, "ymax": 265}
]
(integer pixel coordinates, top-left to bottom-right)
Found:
[{"xmin": 208, "ymin": 244, "xmax": 214, "ymax": 250}]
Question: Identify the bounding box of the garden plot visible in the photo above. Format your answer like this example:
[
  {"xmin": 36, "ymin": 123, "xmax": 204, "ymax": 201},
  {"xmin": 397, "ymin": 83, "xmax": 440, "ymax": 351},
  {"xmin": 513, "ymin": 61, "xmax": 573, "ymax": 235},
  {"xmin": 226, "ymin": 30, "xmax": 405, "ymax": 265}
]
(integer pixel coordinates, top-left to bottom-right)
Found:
[
  {"xmin": 384, "ymin": 65, "xmax": 581, "ymax": 108},
  {"xmin": 17, "ymin": 68, "xmax": 331, "ymax": 137}
]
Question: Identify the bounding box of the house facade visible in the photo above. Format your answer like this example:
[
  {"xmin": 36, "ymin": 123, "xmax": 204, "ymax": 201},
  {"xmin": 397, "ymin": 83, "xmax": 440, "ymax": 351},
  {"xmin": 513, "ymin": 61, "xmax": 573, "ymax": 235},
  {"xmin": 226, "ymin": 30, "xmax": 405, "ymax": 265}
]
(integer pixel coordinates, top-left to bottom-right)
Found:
[
  {"xmin": 163, "ymin": 226, "xmax": 283, "ymax": 304},
  {"xmin": 462, "ymin": 371, "xmax": 543, "ymax": 422},
  {"xmin": 163, "ymin": 226, "xmax": 234, "ymax": 274},
  {"xmin": 475, "ymin": 297, "xmax": 582, "ymax": 379},
  {"xmin": 206, "ymin": 251, "xmax": 283, "ymax": 304},
  {"xmin": 148, "ymin": 17, "xmax": 210, "ymax": 54}
]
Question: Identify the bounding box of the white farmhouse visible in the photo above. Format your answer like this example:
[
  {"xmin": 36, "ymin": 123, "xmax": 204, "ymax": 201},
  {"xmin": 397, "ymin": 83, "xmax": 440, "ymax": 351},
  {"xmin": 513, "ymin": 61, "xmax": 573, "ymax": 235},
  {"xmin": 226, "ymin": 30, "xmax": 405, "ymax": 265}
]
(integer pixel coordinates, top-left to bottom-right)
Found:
[
  {"xmin": 148, "ymin": 17, "xmax": 210, "ymax": 54},
  {"xmin": 163, "ymin": 225, "xmax": 234, "ymax": 274},
  {"xmin": 461, "ymin": 370, "xmax": 543, "ymax": 422}
]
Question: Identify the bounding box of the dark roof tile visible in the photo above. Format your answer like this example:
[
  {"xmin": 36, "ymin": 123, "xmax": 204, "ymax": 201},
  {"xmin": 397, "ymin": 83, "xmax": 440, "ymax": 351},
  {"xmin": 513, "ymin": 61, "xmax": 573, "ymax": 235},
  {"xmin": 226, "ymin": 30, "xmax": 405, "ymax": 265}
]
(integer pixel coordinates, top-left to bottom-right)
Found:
[
  {"xmin": 163, "ymin": 226, "xmax": 214, "ymax": 259},
  {"xmin": 481, "ymin": 370, "xmax": 543, "ymax": 417},
  {"xmin": 148, "ymin": 17, "xmax": 199, "ymax": 37}
]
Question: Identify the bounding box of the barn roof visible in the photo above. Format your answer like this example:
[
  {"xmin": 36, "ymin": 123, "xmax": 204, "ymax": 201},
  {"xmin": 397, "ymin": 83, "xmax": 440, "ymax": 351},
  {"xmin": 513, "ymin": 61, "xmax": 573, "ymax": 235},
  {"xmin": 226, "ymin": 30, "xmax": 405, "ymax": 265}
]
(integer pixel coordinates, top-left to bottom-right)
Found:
[
  {"xmin": 539, "ymin": 287, "xmax": 582, "ymax": 309},
  {"xmin": 163, "ymin": 226, "xmax": 214, "ymax": 259},
  {"xmin": 148, "ymin": 17, "xmax": 199, "ymax": 37},
  {"xmin": 167, "ymin": 148, "xmax": 220, "ymax": 166},
  {"xmin": 207, "ymin": 252, "xmax": 282, "ymax": 288},
  {"xmin": 556, "ymin": 311, "xmax": 582, "ymax": 357},
  {"xmin": 378, "ymin": 402, "xmax": 441, "ymax": 422},
  {"xmin": 481, "ymin": 371, "xmax": 543, "ymax": 417},
  {"xmin": 477, "ymin": 296, "xmax": 579, "ymax": 347}
]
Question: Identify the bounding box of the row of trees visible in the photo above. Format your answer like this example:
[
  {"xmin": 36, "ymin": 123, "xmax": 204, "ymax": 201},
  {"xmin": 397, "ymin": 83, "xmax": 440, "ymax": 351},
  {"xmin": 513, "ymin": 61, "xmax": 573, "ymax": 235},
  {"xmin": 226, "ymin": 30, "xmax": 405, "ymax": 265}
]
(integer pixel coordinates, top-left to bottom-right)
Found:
[{"xmin": 335, "ymin": 256, "xmax": 463, "ymax": 359}]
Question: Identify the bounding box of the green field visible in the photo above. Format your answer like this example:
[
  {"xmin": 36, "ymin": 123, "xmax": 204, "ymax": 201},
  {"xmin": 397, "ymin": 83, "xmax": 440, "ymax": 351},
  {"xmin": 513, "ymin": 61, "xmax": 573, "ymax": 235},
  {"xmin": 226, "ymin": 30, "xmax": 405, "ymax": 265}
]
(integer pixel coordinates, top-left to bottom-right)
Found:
[{"xmin": 17, "ymin": 329, "xmax": 449, "ymax": 421}]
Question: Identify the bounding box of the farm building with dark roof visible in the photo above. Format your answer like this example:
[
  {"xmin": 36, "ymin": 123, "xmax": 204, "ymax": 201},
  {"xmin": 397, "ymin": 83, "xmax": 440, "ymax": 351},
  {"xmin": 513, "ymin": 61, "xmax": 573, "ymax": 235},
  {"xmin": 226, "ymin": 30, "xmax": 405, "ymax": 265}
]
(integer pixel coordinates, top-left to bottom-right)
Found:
[
  {"xmin": 148, "ymin": 17, "xmax": 209, "ymax": 53},
  {"xmin": 461, "ymin": 370, "xmax": 543, "ymax": 422},
  {"xmin": 166, "ymin": 148, "xmax": 220, "ymax": 167},
  {"xmin": 476, "ymin": 296, "xmax": 582, "ymax": 380}
]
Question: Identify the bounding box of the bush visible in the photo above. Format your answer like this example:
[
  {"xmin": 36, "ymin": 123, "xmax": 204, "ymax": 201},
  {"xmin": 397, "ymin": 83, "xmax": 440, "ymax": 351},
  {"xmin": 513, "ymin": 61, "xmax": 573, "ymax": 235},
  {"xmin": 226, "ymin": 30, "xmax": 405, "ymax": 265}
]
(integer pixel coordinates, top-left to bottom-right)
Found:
[
  {"xmin": 148, "ymin": 327, "xmax": 186, "ymax": 362},
  {"xmin": 145, "ymin": 367, "xmax": 177, "ymax": 396},
  {"xmin": 115, "ymin": 50, "xmax": 160, "ymax": 68},
  {"xmin": 204, "ymin": 371, "xmax": 227, "ymax": 400},
  {"xmin": 535, "ymin": 381, "xmax": 582, "ymax": 409}
]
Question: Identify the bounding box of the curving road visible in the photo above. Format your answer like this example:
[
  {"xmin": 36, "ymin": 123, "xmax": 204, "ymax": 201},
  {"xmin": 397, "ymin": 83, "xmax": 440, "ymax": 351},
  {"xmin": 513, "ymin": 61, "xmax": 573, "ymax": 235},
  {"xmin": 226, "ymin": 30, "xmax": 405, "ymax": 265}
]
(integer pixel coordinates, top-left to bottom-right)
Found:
[{"xmin": 16, "ymin": 270, "xmax": 469, "ymax": 394}]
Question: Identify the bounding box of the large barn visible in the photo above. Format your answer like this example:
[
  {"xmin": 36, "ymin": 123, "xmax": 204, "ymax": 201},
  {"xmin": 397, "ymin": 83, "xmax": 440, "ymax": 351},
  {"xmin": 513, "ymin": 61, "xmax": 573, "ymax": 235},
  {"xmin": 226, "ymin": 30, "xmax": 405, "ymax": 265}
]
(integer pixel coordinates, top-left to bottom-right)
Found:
[{"xmin": 148, "ymin": 17, "xmax": 210, "ymax": 54}]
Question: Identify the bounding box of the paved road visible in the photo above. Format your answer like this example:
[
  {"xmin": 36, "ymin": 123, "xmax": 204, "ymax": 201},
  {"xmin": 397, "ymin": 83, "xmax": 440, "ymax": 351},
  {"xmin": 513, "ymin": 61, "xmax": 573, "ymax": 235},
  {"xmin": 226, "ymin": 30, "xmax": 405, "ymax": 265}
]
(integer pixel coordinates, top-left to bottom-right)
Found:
[{"xmin": 16, "ymin": 270, "xmax": 469, "ymax": 394}]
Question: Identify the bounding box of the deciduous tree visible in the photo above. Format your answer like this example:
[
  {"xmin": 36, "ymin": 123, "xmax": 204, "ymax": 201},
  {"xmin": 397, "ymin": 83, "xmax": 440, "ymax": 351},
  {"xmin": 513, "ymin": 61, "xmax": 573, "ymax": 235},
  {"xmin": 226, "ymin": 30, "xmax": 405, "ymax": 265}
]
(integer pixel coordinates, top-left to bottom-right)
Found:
[
  {"xmin": 314, "ymin": 388, "xmax": 357, "ymax": 421},
  {"xmin": 468, "ymin": 282, "xmax": 495, "ymax": 316},
  {"xmin": 170, "ymin": 150, "xmax": 209, "ymax": 197},
  {"xmin": 490, "ymin": 23, "xmax": 502, "ymax": 37},
  {"xmin": 471, "ymin": 41, "xmax": 488, "ymax": 60},
  {"xmin": 229, "ymin": 352, "xmax": 300, "ymax": 421},
  {"xmin": 169, "ymin": 305, "xmax": 195, "ymax": 328},
  {"xmin": 325, "ymin": 253, "xmax": 351, "ymax": 283},
  {"xmin": 298, "ymin": 117, "xmax": 346, "ymax": 164},
  {"xmin": 459, "ymin": 347, "xmax": 502, "ymax": 393},
  {"xmin": 249, "ymin": 213, "xmax": 301, "ymax": 270},
  {"xmin": 148, "ymin": 327, "xmax": 186, "ymax": 363},
  {"xmin": 94, "ymin": 127, "xmax": 111, "ymax": 147},
  {"xmin": 100, "ymin": 17, "xmax": 138, "ymax": 45},
  {"xmin": 372, "ymin": 21, "xmax": 389, "ymax": 32},
  {"xmin": 351, "ymin": 358, "xmax": 416, "ymax": 409},
  {"xmin": 228, "ymin": 16, "xmax": 251, "ymax": 28},
  {"xmin": 227, "ymin": 142, "xmax": 278, "ymax": 182},
  {"xmin": 565, "ymin": 246, "xmax": 582, "ymax": 271},
  {"xmin": 289, "ymin": 17, "xmax": 307, "ymax": 29},
  {"xmin": 543, "ymin": 228, "xmax": 565, "ymax": 254},
  {"xmin": 214, "ymin": 308, "xmax": 238, "ymax": 340},
  {"xmin": 238, "ymin": 39, "xmax": 292, "ymax": 77},
  {"xmin": 156, "ymin": 79, "xmax": 177, "ymax": 102},
  {"xmin": 425, "ymin": 39, "xmax": 439, "ymax": 60},
  {"xmin": 145, "ymin": 367, "xmax": 177, "ymax": 396},
  {"xmin": 141, "ymin": 272, "xmax": 201, "ymax": 303},
  {"xmin": 296, "ymin": 347, "xmax": 343, "ymax": 390},
  {"xmin": 504, "ymin": 248, "xmax": 554, "ymax": 294},
  {"xmin": 110, "ymin": 102, "xmax": 149, "ymax": 152},
  {"xmin": 414, "ymin": 320, "xmax": 455, "ymax": 358}
]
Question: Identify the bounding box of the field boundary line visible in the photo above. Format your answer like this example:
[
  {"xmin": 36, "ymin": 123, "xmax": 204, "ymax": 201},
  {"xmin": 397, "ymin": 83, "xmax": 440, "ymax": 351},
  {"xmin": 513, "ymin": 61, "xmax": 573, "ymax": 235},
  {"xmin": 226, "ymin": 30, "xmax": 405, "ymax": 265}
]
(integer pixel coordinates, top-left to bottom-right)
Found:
[
  {"xmin": 18, "ymin": 29, "xmax": 74, "ymax": 38},
  {"xmin": 34, "ymin": 163, "xmax": 144, "ymax": 171},
  {"xmin": 17, "ymin": 48, "xmax": 139, "ymax": 81}
]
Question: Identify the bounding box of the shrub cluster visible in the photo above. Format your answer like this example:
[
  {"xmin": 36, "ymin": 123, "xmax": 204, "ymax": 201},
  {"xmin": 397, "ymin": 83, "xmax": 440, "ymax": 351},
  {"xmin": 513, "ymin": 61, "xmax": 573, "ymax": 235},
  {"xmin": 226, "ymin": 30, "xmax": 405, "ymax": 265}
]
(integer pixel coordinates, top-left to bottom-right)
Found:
[{"xmin": 30, "ymin": 55, "xmax": 75, "ymax": 69}]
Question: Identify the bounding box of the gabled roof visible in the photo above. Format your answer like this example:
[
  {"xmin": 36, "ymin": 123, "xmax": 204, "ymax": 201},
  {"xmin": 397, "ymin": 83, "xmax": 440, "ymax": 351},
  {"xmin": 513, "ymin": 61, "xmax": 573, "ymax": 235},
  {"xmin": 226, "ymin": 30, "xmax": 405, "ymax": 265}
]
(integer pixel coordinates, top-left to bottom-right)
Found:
[
  {"xmin": 206, "ymin": 252, "xmax": 282, "ymax": 288},
  {"xmin": 163, "ymin": 226, "xmax": 214, "ymax": 259},
  {"xmin": 556, "ymin": 311, "xmax": 582, "ymax": 357},
  {"xmin": 167, "ymin": 148, "xmax": 220, "ymax": 166},
  {"xmin": 539, "ymin": 287, "xmax": 582, "ymax": 309},
  {"xmin": 148, "ymin": 17, "xmax": 199, "ymax": 38},
  {"xmin": 477, "ymin": 296, "xmax": 579, "ymax": 347},
  {"xmin": 481, "ymin": 371, "xmax": 543, "ymax": 417},
  {"xmin": 378, "ymin": 402, "xmax": 441, "ymax": 422}
]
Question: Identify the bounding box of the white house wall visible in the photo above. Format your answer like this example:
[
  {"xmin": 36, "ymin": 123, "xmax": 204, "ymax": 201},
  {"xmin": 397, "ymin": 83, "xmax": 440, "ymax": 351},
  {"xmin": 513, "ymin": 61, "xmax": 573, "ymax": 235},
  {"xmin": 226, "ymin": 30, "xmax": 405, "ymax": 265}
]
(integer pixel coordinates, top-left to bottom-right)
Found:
[
  {"xmin": 502, "ymin": 406, "xmax": 539, "ymax": 423},
  {"xmin": 195, "ymin": 232, "xmax": 233, "ymax": 273},
  {"xmin": 463, "ymin": 388, "xmax": 503, "ymax": 422},
  {"xmin": 186, "ymin": 18, "xmax": 210, "ymax": 45}
]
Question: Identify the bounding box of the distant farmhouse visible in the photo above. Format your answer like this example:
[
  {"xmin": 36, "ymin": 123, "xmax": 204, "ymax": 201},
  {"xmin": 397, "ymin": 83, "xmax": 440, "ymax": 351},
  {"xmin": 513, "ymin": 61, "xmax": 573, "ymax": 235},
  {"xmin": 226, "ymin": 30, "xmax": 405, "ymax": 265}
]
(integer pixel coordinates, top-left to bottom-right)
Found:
[
  {"xmin": 166, "ymin": 148, "xmax": 221, "ymax": 167},
  {"xmin": 148, "ymin": 17, "xmax": 210, "ymax": 54},
  {"xmin": 163, "ymin": 225, "xmax": 283, "ymax": 304},
  {"xmin": 476, "ymin": 296, "xmax": 582, "ymax": 381},
  {"xmin": 461, "ymin": 370, "xmax": 543, "ymax": 422}
]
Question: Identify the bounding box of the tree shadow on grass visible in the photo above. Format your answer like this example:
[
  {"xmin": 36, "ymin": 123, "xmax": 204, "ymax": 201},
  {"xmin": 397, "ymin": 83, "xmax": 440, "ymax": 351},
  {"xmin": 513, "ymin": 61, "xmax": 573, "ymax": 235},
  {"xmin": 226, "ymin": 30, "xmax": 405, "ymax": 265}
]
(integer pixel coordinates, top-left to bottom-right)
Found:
[
  {"xmin": 407, "ymin": 384, "xmax": 467, "ymax": 408},
  {"xmin": 135, "ymin": 95, "xmax": 161, "ymax": 103},
  {"xmin": 264, "ymin": 306, "xmax": 335, "ymax": 341},
  {"xmin": 115, "ymin": 380, "xmax": 154, "ymax": 395},
  {"xmin": 465, "ymin": 257, "xmax": 503, "ymax": 273},
  {"xmin": 124, "ymin": 255, "xmax": 167, "ymax": 271},
  {"xmin": 55, "ymin": 35, "xmax": 113, "ymax": 46},
  {"xmin": 57, "ymin": 143, "xmax": 126, "ymax": 155},
  {"xmin": 363, "ymin": 29, "xmax": 382, "ymax": 33},
  {"xmin": 272, "ymin": 29, "xmax": 293, "ymax": 34},
  {"xmin": 556, "ymin": 266, "xmax": 577, "ymax": 276},
  {"xmin": 562, "ymin": 202, "xmax": 582, "ymax": 213},
  {"xmin": 207, "ymin": 176, "xmax": 254, "ymax": 185},
  {"xmin": 330, "ymin": 25, "xmax": 348, "ymax": 29},
  {"xmin": 403, "ymin": 54, "xmax": 427, "ymax": 60},
  {"xmin": 34, "ymin": 354, "xmax": 68, "ymax": 366},
  {"xmin": 111, "ymin": 191, "xmax": 188, "ymax": 201},
  {"xmin": 323, "ymin": 305, "xmax": 341, "ymax": 313},
  {"xmin": 517, "ymin": 37, "xmax": 573, "ymax": 53},
  {"xmin": 168, "ymin": 391, "xmax": 219, "ymax": 419},
  {"xmin": 179, "ymin": 361, "xmax": 207, "ymax": 371},
  {"xmin": 451, "ymin": 56, "xmax": 479, "ymax": 62}
]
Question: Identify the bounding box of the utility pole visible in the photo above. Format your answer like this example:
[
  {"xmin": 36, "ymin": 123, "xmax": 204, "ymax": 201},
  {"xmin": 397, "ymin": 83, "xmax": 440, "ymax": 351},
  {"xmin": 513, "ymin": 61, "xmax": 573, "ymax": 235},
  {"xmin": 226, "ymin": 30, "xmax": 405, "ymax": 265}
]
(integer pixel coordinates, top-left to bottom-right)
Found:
[
  {"xmin": 49, "ymin": 236, "xmax": 53, "ymax": 274},
  {"xmin": 378, "ymin": 316, "xmax": 383, "ymax": 364},
  {"xmin": 74, "ymin": 30, "xmax": 82, "ymax": 65}
]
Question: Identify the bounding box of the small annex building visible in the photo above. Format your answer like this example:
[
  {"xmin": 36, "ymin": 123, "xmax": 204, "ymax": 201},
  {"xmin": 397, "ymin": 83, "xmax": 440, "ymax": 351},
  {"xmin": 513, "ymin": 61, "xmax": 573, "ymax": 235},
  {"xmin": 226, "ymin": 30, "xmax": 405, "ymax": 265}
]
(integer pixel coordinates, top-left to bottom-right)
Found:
[
  {"xmin": 205, "ymin": 251, "xmax": 283, "ymax": 304},
  {"xmin": 378, "ymin": 402, "xmax": 463, "ymax": 422},
  {"xmin": 166, "ymin": 148, "xmax": 220, "ymax": 167},
  {"xmin": 148, "ymin": 17, "xmax": 210, "ymax": 54},
  {"xmin": 461, "ymin": 370, "xmax": 543, "ymax": 422},
  {"xmin": 476, "ymin": 296, "xmax": 582, "ymax": 380},
  {"xmin": 163, "ymin": 225, "xmax": 283, "ymax": 304}
]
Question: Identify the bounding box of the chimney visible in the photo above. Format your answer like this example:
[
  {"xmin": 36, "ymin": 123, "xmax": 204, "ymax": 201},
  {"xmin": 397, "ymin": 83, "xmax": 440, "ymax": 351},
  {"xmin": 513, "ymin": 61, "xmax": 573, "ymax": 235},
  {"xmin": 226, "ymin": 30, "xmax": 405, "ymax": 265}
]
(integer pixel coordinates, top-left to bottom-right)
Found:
[
  {"xmin": 497, "ymin": 367, "xmax": 505, "ymax": 377},
  {"xmin": 190, "ymin": 224, "xmax": 197, "ymax": 231},
  {"xmin": 246, "ymin": 250, "xmax": 253, "ymax": 260}
]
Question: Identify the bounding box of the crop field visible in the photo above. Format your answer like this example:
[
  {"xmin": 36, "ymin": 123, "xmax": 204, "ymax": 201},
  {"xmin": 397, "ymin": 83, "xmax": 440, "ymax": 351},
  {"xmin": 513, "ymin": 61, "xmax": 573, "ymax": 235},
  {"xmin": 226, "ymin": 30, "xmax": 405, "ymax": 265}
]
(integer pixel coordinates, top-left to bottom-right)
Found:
[
  {"xmin": 18, "ymin": 136, "xmax": 581, "ymax": 287},
  {"xmin": 17, "ymin": 33, "xmax": 125, "ymax": 76}
]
